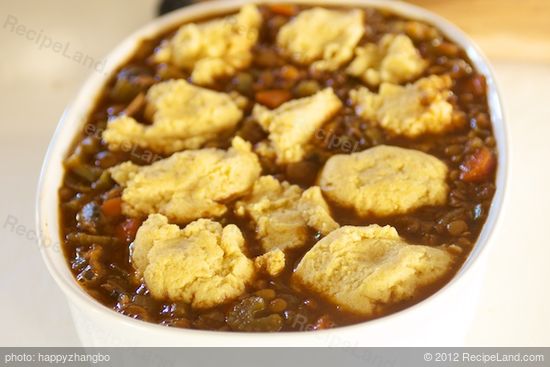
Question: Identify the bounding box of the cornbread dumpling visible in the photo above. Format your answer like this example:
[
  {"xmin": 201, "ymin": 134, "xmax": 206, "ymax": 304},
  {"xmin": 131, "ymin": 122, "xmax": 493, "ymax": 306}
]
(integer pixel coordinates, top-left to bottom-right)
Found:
[
  {"xmin": 350, "ymin": 75, "xmax": 455, "ymax": 137},
  {"xmin": 347, "ymin": 34, "xmax": 426, "ymax": 85},
  {"xmin": 298, "ymin": 187, "xmax": 340, "ymax": 235},
  {"xmin": 293, "ymin": 225, "xmax": 453, "ymax": 315},
  {"xmin": 253, "ymin": 88, "xmax": 342, "ymax": 164},
  {"xmin": 109, "ymin": 137, "xmax": 261, "ymax": 223},
  {"xmin": 154, "ymin": 4, "xmax": 262, "ymax": 85},
  {"xmin": 132, "ymin": 214, "xmax": 254, "ymax": 308},
  {"xmin": 103, "ymin": 79, "xmax": 243, "ymax": 154},
  {"xmin": 235, "ymin": 176, "xmax": 307, "ymax": 252},
  {"xmin": 254, "ymin": 249, "xmax": 286, "ymax": 277},
  {"xmin": 235, "ymin": 177, "xmax": 339, "ymax": 252},
  {"xmin": 320, "ymin": 145, "xmax": 448, "ymax": 216},
  {"xmin": 277, "ymin": 7, "xmax": 364, "ymax": 71}
]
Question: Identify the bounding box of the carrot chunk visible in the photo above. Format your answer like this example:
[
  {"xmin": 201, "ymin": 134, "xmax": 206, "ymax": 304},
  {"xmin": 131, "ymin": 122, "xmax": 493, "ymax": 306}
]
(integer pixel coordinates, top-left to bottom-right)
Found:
[
  {"xmin": 460, "ymin": 147, "xmax": 496, "ymax": 182},
  {"xmin": 255, "ymin": 89, "xmax": 292, "ymax": 108},
  {"xmin": 268, "ymin": 4, "xmax": 298, "ymax": 17},
  {"xmin": 101, "ymin": 197, "xmax": 122, "ymax": 217}
]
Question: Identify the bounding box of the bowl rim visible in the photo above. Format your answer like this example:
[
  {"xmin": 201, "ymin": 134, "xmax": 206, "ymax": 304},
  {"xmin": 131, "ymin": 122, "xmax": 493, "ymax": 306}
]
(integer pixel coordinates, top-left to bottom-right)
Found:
[{"xmin": 36, "ymin": 0, "xmax": 508, "ymax": 341}]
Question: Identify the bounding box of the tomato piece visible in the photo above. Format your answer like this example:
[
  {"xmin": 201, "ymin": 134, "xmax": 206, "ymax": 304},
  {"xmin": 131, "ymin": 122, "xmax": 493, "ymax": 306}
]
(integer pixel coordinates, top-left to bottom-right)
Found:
[
  {"xmin": 116, "ymin": 218, "xmax": 142, "ymax": 243},
  {"xmin": 268, "ymin": 4, "xmax": 298, "ymax": 17},
  {"xmin": 255, "ymin": 89, "xmax": 292, "ymax": 108},
  {"xmin": 101, "ymin": 197, "xmax": 122, "ymax": 217},
  {"xmin": 460, "ymin": 147, "xmax": 496, "ymax": 182},
  {"xmin": 311, "ymin": 315, "xmax": 335, "ymax": 330}
]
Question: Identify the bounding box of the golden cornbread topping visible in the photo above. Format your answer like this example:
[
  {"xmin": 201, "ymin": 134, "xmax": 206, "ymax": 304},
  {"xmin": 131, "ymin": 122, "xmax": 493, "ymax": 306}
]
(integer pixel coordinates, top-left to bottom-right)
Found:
[
  {"xmin": 154, "ymin": 4, "xmax": 262, "ymax": 85},
  {"xmin": 253, "ymin": 88, "xmax": 342, "ymax": 164},
  {"xmin": 103, "ymin": 80, "xmax": 245, "ymax": 153},
  {"xmin": 276, "ymin": 7, "xmax": 365, "ymax": 71},
  {"xmin": 293, "ymin": 225, "xmax": 453, "ymax": 316},
  {"xmin": 108, "ymin": 137, "xmax": 261, "ymax": 222},
  {"xmin": 347, "ymin": 33, "xmax": 427, "ymax": 86},
  {"xmin": 59, "ymin": 4, "xmax": 497, "ymax": 332},
  {"xmin": 319, "ymin": 145, "xmax": 449, "ymax": 217},
  {"xmin": 132, "ymin": 214, "xmax": 255, "ymax": 309},
  {"xmin": 350, "ymin": 75, "xmax": 457, "ymax": 137}
]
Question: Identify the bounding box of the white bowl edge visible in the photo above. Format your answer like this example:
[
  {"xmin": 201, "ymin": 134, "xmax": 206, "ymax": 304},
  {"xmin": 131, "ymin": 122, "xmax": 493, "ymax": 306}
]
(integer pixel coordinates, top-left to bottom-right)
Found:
[{"xmin": 35, "ymin": 0, "xmax": 508, "ymax": 345}]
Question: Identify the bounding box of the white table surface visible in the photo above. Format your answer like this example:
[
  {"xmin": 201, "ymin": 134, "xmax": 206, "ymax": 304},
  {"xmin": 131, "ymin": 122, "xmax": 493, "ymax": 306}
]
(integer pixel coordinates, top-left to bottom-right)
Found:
[{"xmin": 0, "ymin": 0, "xmax": 548, "ymax": 347}]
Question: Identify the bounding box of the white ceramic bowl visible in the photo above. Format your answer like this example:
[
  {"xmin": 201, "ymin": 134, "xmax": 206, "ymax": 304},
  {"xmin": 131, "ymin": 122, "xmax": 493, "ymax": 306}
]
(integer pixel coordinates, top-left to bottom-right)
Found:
[{"xmin": 36, "ymin": 0, "xmax": 507, "ymax": 347}]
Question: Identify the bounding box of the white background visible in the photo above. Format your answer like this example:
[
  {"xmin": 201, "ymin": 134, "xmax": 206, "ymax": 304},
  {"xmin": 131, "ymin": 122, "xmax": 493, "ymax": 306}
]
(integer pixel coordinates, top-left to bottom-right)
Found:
[{"xmin": 0, "ymin": 0, "xmax": 549, "ymax": 346}]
